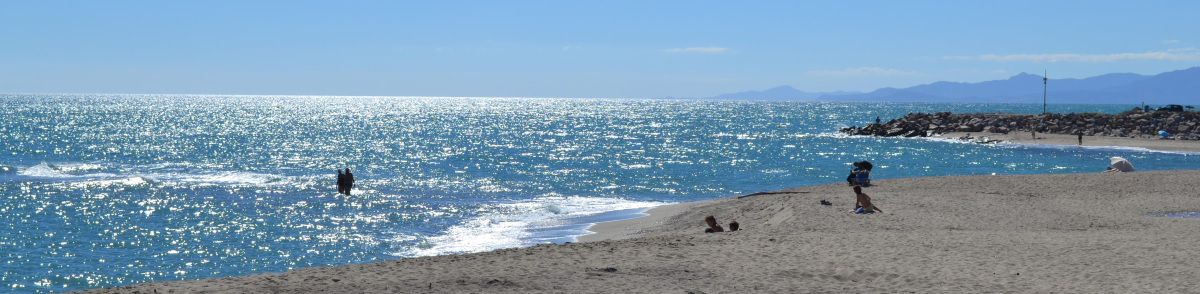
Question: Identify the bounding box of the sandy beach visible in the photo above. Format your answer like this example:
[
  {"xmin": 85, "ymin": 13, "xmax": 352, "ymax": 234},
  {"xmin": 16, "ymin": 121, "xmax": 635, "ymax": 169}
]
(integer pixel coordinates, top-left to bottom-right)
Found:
[
  {"xmin": 937, "ymin": 131, "xmax": 1200, "ymax": 153},
  {"xmin": 85, "ymin": 170, "xmax": 1200, "ymax": 293}
]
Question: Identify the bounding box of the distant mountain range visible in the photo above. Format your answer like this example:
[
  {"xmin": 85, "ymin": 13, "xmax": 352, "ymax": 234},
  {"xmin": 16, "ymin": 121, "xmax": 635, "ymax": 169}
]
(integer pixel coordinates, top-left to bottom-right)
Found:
[{"xmin": 710, "ymin": 67, "xmax": 1200, "ymax": 104}]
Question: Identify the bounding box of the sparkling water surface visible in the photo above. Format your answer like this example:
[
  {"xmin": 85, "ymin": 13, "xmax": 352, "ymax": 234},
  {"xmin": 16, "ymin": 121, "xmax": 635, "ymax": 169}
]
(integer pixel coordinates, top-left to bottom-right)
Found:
[{"xmin": 2, "ymin": 94, "xmax": 1197, "ymax": 292}]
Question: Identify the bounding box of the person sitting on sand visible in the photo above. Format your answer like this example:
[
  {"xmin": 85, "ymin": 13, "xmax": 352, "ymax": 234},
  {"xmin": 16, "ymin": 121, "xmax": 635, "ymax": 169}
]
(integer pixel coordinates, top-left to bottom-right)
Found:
[
  {"xmin": 704, "ymin": 215, "xmax": 725, "ymax": 233},
  {"xmin": 846, "ymin": 161, "xmax": 873, "ymax": 186},
  {"xmin": 846, "ymin": 162, "xmax": 861, "ymax": 186},
  {"xmin": 850, "ymin": 186, "xmax": 883, "ymax": 214},
  {"xmin": 846, "ymin": 161, "xmax": 872, "ymax": 186}
]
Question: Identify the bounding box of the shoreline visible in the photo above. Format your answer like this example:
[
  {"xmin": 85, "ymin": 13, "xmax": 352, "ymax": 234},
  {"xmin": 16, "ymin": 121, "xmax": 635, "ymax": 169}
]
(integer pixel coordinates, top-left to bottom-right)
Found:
[
  {"xmin": 934, "ymin": 131, "xmax": 1200, "ymax": 153},
  {"xmin": 579, "ymin": 132, "xmax": 1200, "ymax": 241},
  {"xmin": 578, "ymin": 199, "xmax": 711, "ymax": 242},
  {"xmin": 85, "ymin": 170, "xmax": 1200, "ymax": 293}
]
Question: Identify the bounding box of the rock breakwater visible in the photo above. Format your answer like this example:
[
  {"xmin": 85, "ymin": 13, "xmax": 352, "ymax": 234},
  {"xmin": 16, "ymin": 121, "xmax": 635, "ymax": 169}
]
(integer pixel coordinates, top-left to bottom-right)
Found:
[{"xmin": 841, "ymin": 110, "xmax": 1200, "ymax": 140}]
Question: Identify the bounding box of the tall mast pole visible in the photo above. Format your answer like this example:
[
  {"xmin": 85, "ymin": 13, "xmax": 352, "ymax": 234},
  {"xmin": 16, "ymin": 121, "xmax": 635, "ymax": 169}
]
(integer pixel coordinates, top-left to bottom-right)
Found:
[{"xmin": 1043, "ymin": 70, "xmax": 1048, "ymax": 114}]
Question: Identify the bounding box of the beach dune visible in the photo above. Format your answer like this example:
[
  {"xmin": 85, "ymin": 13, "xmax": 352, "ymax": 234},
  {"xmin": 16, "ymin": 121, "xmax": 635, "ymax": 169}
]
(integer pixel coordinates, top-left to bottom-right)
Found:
[{"xmin": 85, "ymin": 171, "xmax": 1200, "ymax": 293}]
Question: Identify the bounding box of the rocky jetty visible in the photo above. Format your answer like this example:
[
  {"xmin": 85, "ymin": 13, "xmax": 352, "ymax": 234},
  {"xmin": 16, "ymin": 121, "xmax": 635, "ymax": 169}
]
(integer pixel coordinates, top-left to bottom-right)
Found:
[{"xmin": 841, "ymin": 110, "xmax": 1200, "ymax": 140}]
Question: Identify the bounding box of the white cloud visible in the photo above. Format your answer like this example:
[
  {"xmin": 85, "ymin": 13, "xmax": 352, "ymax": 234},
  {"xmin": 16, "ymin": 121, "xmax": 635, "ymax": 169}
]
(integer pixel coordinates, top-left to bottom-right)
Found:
[
  {"xmin": 943, "ymin": 49, "xmax": 1200, "ymax": 62},
  {"xmin": 1163, "ymin": 39, "xmax": 1180, "ymax": 45},
  {"xmin": 662, "ymin": 47, "xmax": 730, "ymax": 53},
  {"xmin": 806, "ymin": 67, "xmax": 918, "ymax": 77}
]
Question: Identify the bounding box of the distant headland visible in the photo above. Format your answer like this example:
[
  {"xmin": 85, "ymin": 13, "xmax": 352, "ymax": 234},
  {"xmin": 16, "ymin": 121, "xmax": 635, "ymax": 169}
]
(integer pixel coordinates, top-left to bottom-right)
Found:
[
  {"xmin": 841, "ymin": 109, "xmax": 1200, "ymax": 141},
  {"xmin": 707, "ymin": 66, "xmax": 1200, "ymax": 105}
]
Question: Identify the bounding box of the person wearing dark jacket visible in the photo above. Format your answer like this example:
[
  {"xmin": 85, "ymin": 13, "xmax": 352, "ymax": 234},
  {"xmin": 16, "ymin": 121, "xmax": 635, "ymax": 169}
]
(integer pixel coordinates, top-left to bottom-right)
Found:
[
  {"xmin": 336, "ymin": 169, "xmax": 346, "ymax": 194},
  {"xmin": 344, "ymin": 168, "xmax": 355, "ymax": 195},
  {"xmin": 846, "ymin": 161, "xmax": 873, "ymax": 186}
]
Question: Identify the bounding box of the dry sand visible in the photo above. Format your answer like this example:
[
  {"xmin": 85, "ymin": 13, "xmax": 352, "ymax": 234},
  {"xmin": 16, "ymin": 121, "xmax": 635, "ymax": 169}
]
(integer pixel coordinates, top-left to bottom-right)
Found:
[
  {"xmin": 938, "ymin": 131, "xmax": 1200, "ymax": 153},
  {"xmin": 85, "ymin": 170, "xmax": 1200, "ymax": 293}
]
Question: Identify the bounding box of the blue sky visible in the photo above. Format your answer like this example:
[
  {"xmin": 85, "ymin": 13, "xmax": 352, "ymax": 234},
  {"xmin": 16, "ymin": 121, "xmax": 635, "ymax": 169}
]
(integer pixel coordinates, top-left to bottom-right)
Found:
[{"xmin": 2, "ymin": 0, "xmax": 1198, "ymax": 98}]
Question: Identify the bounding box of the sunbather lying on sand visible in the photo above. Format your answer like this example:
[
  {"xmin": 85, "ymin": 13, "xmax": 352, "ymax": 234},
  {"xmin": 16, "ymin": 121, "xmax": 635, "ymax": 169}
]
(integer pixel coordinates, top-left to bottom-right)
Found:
[{"xmin": 851, "ymin": 186, "xmax": 883, "ymax": 214}]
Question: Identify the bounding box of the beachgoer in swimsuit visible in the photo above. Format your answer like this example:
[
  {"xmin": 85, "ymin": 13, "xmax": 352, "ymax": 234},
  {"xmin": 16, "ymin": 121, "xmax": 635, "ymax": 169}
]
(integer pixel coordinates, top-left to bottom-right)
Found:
[
  {"xmin": 851, "ymin": 186, "xmax": 882, "ymax": 214},
  {"xmin": 704, "ymin": 215, "xmax": 724, "ymax": 233}
]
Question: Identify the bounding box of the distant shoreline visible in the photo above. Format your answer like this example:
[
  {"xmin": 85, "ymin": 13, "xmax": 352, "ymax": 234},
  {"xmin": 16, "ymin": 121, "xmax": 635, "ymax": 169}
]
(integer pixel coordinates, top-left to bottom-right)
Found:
[
  {"xmin": 934, "ymin": 131, "xmax": 1200, "ymax": 153},
  {"xmin": 842, "ymin": 111, "xmax": 1200, "ymax": 143}
]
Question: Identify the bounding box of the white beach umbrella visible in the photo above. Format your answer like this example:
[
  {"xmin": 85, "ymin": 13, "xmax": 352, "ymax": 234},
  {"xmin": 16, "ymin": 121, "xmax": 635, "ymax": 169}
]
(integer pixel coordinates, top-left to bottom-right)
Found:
[{"xmin": 1109, "ymin": 157, "xmax": 1135, "ymax": 172}]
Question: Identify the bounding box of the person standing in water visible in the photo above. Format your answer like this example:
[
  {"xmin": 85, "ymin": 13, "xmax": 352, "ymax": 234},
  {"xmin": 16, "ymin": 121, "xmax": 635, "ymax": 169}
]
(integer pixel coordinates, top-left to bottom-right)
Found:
[
  {"xmin": 336, "ymin": 169, "xmax": 347, "ymax": 194},
  {"xmin": 344, "ymin": 168, "xmax": 355, "ymax": 195}
]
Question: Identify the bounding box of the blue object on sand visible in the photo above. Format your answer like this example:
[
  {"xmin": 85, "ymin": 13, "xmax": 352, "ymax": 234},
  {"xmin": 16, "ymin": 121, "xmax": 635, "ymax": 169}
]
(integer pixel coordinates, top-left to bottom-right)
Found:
[
  {"xmin": 1159, "ymin": 130, "xmax": 1170, "ymax": 139},
  {"xmin": 1148, "ymin": 211, "xmax": 1200, "ymax": 218}
]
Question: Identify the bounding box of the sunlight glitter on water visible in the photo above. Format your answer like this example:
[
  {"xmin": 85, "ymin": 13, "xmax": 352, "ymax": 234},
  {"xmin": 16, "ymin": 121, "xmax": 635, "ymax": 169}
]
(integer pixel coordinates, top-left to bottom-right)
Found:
[{"xmin": 2, "ymin": 94, "xmax": 1197, "ymax": 292}]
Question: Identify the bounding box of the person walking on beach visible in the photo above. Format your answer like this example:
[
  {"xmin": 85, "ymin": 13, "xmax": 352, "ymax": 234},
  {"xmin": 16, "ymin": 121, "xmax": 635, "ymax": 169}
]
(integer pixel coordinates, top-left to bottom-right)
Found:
[
  {"xmin": 344, "ymin": 168, "xmax": 355, "ymax": 195},
  {"xmin": 1078, "ymin": 132, "xmax": 1083, "ymax": 145},
  {"xmin": 336, "ymin": 169, "xmax": 346, "ymax": 194}
]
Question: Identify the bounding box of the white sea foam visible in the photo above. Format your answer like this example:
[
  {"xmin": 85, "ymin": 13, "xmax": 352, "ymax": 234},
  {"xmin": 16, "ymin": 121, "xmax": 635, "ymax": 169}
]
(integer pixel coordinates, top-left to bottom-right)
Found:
[
  {"xmin": 993, "ymin": 142, "xmax": 1200, "ymax": 155},
  {"xmin": 146, "ymin": 171, "xmax": 293, "ymax": 187},
  {"xmin": 912, "ymin": 136, "xmax": 981, "ymax": 145},
  {"xmin": 404, "ymin": 195, "xmax": 664, "ymax": 257},
  {"xmin": 909, "ymin": 135, "xmax": 1200, "ymax": 155},
  {"xmin": 72, "ymin": 177, "xmax": 151, "ymax": 188},
  {"xmin": 18, "ymin": 161, "xmax": 304, "ymax": 189},
  {"xmin": 21, "ymin": 162, "xmax": 75, "ymax": 178},
  {"xmin": 53, "ymin": 163, "xmax": 107, "ymax": 173},
  {"xmin": 808, "ymin": 132, "xmax": 854, "ymax": 139},
  {"xmin": 19, "ymin": 162, "xmax": 117, "ymax": 178}
]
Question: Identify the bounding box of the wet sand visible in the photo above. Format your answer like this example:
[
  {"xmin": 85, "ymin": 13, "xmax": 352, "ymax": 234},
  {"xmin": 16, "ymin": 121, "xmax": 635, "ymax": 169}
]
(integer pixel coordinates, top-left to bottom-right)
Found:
[
  {"xmin": 938, "ymin": 131, "xmax": 1200, "ymax": 153},
  {"xmin": 84, "ymin": 170, "xmax": 1200, "ymax": 293}
]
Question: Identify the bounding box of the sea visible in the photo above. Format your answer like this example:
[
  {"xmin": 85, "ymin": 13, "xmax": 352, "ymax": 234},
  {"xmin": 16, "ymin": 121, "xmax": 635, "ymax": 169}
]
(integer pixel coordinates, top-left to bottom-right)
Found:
[{"xmin": 2, "ymin": 94, "xmax": 1198, "ymax": 292}]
